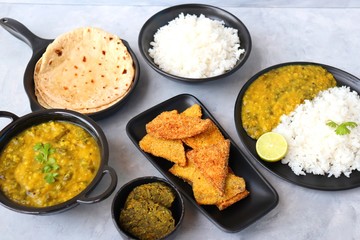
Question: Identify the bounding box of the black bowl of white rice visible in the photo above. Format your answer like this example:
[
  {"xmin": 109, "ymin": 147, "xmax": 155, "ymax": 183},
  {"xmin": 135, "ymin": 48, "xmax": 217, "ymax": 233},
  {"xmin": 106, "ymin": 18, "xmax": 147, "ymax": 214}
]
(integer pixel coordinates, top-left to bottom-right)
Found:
[{"xmin": 138, "ymin": 4, "xmax": 251, "ymax": 82}]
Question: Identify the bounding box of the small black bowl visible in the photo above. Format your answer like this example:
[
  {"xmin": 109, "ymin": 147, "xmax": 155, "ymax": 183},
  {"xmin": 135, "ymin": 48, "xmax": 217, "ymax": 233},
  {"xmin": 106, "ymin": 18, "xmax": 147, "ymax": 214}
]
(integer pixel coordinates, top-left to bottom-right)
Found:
[
  {"xmin": 138, "ymin": 4, "xmax": 251, "ymax": 82},
  {"xmin": 111, "ymin": 176, "xmax": 184, "ymax": 239},
  {"xmin": 0, "ymin": 18, "xmax": 140, "ymax": 121},
  {"xmin": 0, "ymin": 109, "xmax": 117, "ymax": 214}
]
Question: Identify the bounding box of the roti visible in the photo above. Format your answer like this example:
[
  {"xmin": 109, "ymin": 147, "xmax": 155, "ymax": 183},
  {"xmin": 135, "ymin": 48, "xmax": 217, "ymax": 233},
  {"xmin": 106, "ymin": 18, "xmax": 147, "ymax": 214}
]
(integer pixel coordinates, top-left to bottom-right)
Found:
[{"xmin": 34, "ymin": 27, "xmax": 135, "ymax": 113}]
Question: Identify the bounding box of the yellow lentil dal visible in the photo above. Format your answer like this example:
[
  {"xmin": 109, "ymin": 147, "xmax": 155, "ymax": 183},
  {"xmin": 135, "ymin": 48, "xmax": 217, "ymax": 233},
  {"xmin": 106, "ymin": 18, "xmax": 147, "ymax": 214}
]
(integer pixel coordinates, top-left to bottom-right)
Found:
[
  {"xmin": 241, "ymin": 65, "xmax": 337, "ymax": 139},
  {"xmin": 0, "ymin": 121, "xmax": 101, "ymax": 207}
]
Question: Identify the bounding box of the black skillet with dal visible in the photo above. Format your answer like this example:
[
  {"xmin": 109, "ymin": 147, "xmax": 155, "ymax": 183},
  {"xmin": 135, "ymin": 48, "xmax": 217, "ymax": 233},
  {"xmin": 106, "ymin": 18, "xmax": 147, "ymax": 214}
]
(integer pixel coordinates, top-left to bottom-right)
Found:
[{"xmin": 0, "ymin": 109, "xmax": 117, "ymax": 214}]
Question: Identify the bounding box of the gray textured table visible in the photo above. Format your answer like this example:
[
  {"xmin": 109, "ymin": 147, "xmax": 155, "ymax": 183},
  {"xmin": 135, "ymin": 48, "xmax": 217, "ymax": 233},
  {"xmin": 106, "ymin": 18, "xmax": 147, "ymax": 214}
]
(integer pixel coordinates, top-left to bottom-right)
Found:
[{"xmin": 1, "ymin": 2, "xmax": 360, "ymax": 240}]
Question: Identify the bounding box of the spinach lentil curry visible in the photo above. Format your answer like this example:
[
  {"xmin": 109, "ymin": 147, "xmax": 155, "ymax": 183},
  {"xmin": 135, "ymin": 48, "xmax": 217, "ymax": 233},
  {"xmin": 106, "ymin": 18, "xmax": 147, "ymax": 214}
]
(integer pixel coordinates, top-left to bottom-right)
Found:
[
  {"xmin": 241, "ymin": 65, "xmax": 337, "ymax": 139},
  {"xmin": 0, "ymin": 121, "xmax": 101, "ymax": 207}
]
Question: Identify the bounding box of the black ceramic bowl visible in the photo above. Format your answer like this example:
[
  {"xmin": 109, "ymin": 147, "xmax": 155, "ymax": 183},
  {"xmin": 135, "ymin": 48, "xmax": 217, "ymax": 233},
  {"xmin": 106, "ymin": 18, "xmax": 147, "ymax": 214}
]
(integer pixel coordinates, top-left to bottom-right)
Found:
[
  {"xmin": 111, "ymin": 176, "xmax": 184, "ymax": 239},
  {"xmin": 0, "ymin": 18, "xmax": 140, "ymax": 121},
  {"xmin": 234, "ymin": 61, "xmax": 360, "ymax": 190},
  {"xmin": 0, "ymin": 109, "xmax": 117, "ymax": 214},
  {"xmin": 138, "ymin": 4, "xmax": 251, "ymax": 82}
]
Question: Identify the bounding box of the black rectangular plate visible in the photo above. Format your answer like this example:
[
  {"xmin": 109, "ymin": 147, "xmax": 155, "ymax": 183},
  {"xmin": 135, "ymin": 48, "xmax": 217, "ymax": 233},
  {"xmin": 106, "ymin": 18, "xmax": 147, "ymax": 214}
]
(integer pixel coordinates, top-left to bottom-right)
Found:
[{"xmin": 126, "ymin": 94, "xmax": 278, "ymax": 232}]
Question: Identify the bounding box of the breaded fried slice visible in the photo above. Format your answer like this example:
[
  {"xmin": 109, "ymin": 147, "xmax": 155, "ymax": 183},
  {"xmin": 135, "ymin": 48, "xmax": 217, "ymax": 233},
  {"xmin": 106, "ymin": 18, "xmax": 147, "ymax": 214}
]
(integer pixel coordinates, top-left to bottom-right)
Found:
[
  {"xmin": 170, "ymin": 158, "xmax": 249, "ymax": 210},
  {"xmin": 170, "ymin": 156, "xmax": 223, "ymax": 203},
  {"xmin": 146, "ymin": 110, "xmax": 212, "ymax": 140},
  {"xmin": 193, "ymin": 172, "xmax": 248, "ymax": 210},
  {"xmin": 139, "ymin": 134, "xmax": 186, "ymax": 166},
  {"xmin": 180, "ymin": 104, "xmax": 202, "ymax": 118},
  {"xmin": 215, "ymin": 175, "xmax": 249, "ymax": 210},
  {"xmin": 187, "ymin": 140, "xmax": 230, "ymax": 194},
  {"xmin": 169, "ymin": 153, "xmax": 197, "ymax": 185},
  {"xmin": 182, "ymin": 120, "xmax": 225, "ymax": 149}
]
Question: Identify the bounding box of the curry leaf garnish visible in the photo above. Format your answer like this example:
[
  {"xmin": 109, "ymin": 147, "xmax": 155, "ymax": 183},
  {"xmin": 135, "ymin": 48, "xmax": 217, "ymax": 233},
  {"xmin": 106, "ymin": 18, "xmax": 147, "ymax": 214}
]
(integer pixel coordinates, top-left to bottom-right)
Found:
[
  {"xmin": 326, "ymin": 120, "xmax": 358, "ymax": 135},
  {"xmin": 33, "ymin": 143, "xmax": 60, "ymax": 183}
]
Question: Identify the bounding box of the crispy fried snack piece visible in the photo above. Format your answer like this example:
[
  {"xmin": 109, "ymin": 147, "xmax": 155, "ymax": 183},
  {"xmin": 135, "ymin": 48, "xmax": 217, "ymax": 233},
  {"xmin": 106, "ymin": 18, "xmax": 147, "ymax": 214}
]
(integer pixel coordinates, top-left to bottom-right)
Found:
[
  {"xmin": 180, "ymin": 104, "xmax": 202, "ymax": 118},
  {"xmin": 170, "ymin": 158, "xmax": 248, "ymax": 210},
  {"xmin": 139, "ymin": 134, "xmax": 187, "ymax": 166},
  {"xmin": 193, "ymin": 172, "xmax": 248, "ymax": 209},
  {"xmin": 182, "ymin": 120, "xmax": 225, "ymax": 149},
  {"xmin": 187, "ymin": 140, "xmax": 230, "ymax": 195},
  {"xmin": 169, "ymin": 153, "xmax": 198, "ymax": 186},
  {"xmin": 146, "ymin": 110, "xmax": 212, "ymax": 140},
  {"xmin": 170, "ymin": 155, "xmax": 221, "ymax": 203},
  {"xmin": 215, "ymin": 175, "xmax": 249, "ymax": 210}
]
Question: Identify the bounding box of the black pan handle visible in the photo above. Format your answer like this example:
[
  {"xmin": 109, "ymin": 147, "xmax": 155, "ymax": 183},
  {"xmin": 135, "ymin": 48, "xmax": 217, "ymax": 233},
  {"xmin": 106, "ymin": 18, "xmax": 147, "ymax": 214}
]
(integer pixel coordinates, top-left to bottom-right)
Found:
[
  {"xmin": 0, "ymin": 17, "xmax": 52, "ymax": 53},
  {"xmin": 0, "ymin": 111, "xmax": 19, "ymax": 133},
  {"xmin": 0, "ymin": 111, "xmax": 19, "ymax": 122},
  {"xmin": 77, "ymin": 165, "xmax": 118, "ymax": 204}
]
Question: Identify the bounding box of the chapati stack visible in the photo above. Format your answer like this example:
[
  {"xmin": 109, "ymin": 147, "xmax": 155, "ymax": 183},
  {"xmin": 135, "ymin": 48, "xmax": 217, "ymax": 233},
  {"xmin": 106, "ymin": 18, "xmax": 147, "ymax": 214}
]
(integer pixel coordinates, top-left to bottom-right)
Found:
[{"xmin": 34, "ymin": 27, "xmax": 135, "ymax": 114}]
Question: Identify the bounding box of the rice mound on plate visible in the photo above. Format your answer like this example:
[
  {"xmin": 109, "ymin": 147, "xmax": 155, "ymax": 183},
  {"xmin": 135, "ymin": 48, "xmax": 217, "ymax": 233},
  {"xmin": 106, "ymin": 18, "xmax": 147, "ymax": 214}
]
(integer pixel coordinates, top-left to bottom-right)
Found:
[
  {"xmin": 148, "ymin": 13, "xmax": 244, "ymax": 78},
  {"xmin": 273, "ymin": 86, "xmax": 360, "ymax": 178}
]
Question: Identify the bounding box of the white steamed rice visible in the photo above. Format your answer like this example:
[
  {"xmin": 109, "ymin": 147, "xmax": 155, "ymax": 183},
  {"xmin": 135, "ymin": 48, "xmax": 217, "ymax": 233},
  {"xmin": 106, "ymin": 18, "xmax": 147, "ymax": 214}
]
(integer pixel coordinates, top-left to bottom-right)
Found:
[
  {"xmin": 273, "ymin": 86, "xmax": 360, "ymax": 178},
  {"xmin": 148, "ymin": 13, "xmax": 244, "ymax": 78}
]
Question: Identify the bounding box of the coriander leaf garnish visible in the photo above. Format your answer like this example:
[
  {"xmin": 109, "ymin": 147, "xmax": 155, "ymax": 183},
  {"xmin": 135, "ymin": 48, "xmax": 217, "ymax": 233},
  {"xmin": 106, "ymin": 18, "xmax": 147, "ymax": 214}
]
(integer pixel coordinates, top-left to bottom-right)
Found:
[
  {"xmin": 44, "ymin": 172, "xmax": 59, "ymax": 184},
  {"xmin": 326, "ymin": 120, "xmax": 358, "ymax": 135},
  {"xmin": 33, "ymin": 143, "xmax": 60, "ymax": 183},
  {"xmin": 325, "ymin": 120, "xmax": 338, "ymax": 129}
]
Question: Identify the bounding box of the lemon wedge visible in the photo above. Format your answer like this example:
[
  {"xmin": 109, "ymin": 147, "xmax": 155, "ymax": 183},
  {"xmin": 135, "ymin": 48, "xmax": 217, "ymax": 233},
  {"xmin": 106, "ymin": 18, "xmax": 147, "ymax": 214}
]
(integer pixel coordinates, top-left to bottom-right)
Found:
[{"xmin": 256, "ymin": 132, "xmax": 288, "ymax": 162}]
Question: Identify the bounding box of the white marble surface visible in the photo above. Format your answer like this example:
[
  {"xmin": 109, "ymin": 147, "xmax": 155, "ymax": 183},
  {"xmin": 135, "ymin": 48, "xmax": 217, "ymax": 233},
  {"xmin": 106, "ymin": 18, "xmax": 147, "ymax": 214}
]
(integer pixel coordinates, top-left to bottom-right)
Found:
[
  {"xmin": 1, "ymin": 2, "xmax": 360, "ymax": 240},
  {"xmin": 3, "ymin": 0, "xmax": 360, "ymax": 8}
]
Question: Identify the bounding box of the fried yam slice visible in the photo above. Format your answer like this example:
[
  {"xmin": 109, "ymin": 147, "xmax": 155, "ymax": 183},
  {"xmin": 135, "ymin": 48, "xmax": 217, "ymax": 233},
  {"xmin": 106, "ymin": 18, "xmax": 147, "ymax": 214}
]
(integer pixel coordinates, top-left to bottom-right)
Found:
[
  {"xmin": 170, "ymin": 158, "xmax": 248, "ymax": 210},
  {"xmin": 139, "ymin": 134, "xmax": 186, "ymax": 166},
  {"xmin": 181, "ymin": 104, "xmax": 202, "ymax": 118},
  {"xmin": 187, "ymin": 140, "xmax": 230, "ymax": 194},
  {"xmin": 146, "ymin": 110, "xmax": 212, "ymax": 139},
  {"xmin": 169, "ymin": 153, "xmax": 199, "ymax": 185},
  {"xmin": 182, "ymin": 120, "xmax": 225, "ymax": 149},
  {"xmin": 170, "ymin": 156, "xmax": 222, "ymax": 202},
  {"xmin": 193, "ymin": 172, "xmax": 247, "ymax": 209},
  {"xmin": 215, "ymin": 175, "xmax": 249, "ymax": 210}
]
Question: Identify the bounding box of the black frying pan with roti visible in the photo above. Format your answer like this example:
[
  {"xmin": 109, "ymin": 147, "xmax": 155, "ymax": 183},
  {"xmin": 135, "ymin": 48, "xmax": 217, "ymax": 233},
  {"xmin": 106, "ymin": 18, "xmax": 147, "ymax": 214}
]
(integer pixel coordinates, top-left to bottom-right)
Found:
[{"xmin": 0, "ymin": 18, "xmax": 139, "ymax": 121}]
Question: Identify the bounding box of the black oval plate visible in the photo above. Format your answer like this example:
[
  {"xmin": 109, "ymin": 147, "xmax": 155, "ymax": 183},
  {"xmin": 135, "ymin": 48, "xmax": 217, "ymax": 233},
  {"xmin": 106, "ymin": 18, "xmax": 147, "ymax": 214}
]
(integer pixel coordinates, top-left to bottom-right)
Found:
[
  {"xmin": 234, "ymin": 61, "xmax": 360, "ymax": 190},
  {"xmin": 126, "ymin": 94, "xmax": 278, "ymax": 232},
  {"xmin": 138, "ymin": 4, "xmax": 251, "ymax": 82}
]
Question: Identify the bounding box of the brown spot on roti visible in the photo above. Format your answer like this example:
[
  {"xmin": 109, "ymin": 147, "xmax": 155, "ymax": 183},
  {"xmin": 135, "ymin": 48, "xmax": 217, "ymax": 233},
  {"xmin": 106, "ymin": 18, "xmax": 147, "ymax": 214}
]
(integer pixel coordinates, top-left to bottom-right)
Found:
[{"xmin": 55, "ymin": 49, "xmax": 62, "ymax": 56}]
